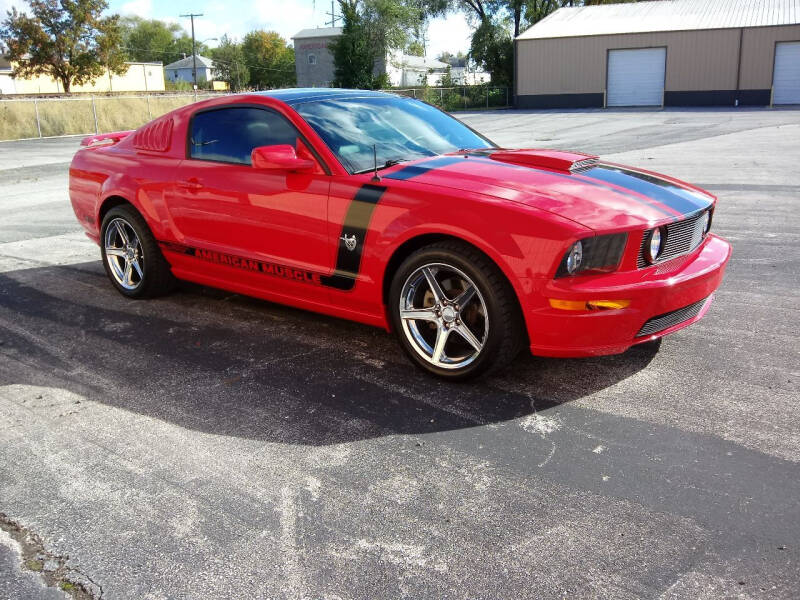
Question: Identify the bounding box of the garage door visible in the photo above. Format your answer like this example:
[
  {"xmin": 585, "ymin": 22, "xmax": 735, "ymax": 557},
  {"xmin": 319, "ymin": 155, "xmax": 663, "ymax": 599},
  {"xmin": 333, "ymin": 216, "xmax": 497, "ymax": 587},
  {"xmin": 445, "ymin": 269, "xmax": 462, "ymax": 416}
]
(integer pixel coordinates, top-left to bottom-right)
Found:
[
  {"xmin": 773, "ymin": 42, "xmax": 800, "ymax": 105},
  {"xmin": 607, "ymin": 48, "xmax": 666, "ymax": 107}
]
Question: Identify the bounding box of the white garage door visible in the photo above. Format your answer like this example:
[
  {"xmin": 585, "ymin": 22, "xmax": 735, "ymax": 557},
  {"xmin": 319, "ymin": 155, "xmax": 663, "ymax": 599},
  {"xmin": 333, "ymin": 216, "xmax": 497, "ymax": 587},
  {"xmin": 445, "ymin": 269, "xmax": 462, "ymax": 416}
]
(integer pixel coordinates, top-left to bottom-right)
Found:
[
  {"xmin": 773, "ymin": 42, "xmax": 800, "ymax": 105},
  {"xmin": 607, "ymin": 48, "xmax": 666, "ymax": 107}
]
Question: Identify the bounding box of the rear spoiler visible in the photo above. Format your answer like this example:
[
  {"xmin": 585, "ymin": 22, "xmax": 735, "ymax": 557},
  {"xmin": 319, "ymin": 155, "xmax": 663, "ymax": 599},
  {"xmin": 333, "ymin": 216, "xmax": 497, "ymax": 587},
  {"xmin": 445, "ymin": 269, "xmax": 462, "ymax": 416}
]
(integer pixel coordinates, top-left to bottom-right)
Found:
[{"xmin": 80, "ymin": 130, "xmax": 134, "ymax": 147}]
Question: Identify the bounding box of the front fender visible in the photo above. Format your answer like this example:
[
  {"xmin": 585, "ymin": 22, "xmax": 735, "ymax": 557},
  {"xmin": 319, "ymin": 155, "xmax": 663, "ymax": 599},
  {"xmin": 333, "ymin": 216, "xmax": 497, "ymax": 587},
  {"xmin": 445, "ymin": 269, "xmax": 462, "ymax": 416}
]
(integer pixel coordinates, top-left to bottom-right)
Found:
[{"xmin": 364, "ymin": 184, "xmax": 589, "ymax": 332}]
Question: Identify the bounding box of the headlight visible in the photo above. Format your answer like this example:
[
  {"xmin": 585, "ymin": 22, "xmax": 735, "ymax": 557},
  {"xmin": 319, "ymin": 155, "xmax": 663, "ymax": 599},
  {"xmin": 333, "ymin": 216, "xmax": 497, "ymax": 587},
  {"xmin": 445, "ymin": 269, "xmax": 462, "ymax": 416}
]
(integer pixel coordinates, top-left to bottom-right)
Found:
[
  {"xmin": 556, "ymin": 233, "xmax": 628, "ymax": 278},
  {"xmin": 566, "ymin": 241, "xmax": 582, "ymax": 274},
  {"xmin": 646, "ymin": 227, "xmax": 664, "ymax": 264}
]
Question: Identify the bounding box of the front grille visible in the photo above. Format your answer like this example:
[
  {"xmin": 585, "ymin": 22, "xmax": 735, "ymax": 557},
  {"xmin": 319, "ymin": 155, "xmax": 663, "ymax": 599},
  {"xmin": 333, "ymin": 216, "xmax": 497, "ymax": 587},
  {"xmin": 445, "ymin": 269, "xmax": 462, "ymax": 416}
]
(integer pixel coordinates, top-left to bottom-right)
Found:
[
  {"xmin": 638, "ymin": 210, "xmax": 710, "ymax": 268},
  {"xmin": 636, "ymin": 297, "xmax": 709, "ymax": 337}
]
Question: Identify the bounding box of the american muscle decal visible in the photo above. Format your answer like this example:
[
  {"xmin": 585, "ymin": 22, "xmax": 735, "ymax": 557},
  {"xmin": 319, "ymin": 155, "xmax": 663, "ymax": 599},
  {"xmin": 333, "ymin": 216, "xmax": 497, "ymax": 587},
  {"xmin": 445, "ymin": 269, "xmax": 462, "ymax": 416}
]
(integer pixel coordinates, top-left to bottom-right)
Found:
[
  {"xmin": 160, "ymin": 182, "xmax": 388, "ymax": 291},
  {"xmin": 159, "ymin": 241, "xmax": 323, "ymax": 285}
]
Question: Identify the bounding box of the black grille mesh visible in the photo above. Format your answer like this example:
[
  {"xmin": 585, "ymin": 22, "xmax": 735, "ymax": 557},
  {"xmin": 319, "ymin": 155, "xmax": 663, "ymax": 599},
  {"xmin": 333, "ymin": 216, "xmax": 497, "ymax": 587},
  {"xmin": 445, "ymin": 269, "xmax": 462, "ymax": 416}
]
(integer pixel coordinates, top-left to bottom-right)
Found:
[{"xmin": 636, "ymin": 297, "xmax": 709, "ymax": 337}]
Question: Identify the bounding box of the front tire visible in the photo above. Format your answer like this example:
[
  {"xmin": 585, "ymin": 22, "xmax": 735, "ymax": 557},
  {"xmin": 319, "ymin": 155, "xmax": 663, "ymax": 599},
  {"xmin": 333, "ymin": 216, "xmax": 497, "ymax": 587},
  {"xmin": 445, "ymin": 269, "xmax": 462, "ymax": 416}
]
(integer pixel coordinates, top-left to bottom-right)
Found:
[
  {"xmin": 389, "ymin": 241, "xmax": 524, "ymax": 380},
  {"xmin": 100, "ymin": 205, "xmax": 175, "ymax": 298}
]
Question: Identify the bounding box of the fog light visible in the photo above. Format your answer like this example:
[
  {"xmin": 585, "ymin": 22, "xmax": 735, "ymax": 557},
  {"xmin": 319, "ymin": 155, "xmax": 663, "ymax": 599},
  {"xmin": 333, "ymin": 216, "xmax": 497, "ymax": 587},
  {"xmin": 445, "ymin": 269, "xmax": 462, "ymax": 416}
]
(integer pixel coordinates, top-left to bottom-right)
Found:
[
  {"xmin": 646, "ymin": 227, "xmax": 664, "ymax": 263},
  {"xmin": 701, "ymin": 210, "xmax": 711, "ymax": 234}
]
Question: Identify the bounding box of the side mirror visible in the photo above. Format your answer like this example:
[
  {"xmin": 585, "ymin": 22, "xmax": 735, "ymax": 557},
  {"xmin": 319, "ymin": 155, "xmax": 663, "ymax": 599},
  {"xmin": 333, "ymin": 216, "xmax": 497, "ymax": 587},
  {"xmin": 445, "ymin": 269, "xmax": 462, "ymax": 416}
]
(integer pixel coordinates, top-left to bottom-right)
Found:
[{"xmin": 251, "ymin": 145, "xmax": 314, "ymax": 173}]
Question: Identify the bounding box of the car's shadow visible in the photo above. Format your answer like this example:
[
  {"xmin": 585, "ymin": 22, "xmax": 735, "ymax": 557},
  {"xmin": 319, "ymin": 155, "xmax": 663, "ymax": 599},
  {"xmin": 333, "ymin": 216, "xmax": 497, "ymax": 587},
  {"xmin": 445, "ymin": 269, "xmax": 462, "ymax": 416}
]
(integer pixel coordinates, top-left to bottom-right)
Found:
[{"xmin": 0, "ymin": 262, "xmax": 660, "ymax": 445}]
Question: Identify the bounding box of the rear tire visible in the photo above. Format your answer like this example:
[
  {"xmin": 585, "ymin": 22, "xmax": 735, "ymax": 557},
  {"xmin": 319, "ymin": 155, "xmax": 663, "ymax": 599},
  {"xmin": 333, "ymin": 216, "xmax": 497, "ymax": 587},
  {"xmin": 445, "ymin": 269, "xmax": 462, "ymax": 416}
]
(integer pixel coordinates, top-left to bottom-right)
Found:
[
  {"xmin": 389, "ymin": 241, "xmax": 524, "ymax": 380},
  {"xmin": 100, "ymin": 205, "xmax": 175, "ymax": 299}
]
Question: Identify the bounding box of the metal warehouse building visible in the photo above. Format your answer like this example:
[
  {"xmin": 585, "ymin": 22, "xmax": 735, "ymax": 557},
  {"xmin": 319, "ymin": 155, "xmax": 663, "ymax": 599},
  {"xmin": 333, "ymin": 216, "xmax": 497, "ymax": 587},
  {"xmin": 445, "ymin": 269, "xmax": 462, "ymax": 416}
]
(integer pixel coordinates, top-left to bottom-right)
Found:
[{"xmin": 515, "ymin": 0, "xmax": 800, "ymax": 108}]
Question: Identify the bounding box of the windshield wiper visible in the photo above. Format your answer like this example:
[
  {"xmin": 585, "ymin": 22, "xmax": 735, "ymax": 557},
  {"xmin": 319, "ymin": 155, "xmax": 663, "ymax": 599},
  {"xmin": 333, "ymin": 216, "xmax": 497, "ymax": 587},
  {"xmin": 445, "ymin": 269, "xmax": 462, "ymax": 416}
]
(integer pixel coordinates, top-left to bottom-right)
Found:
[
  {"xmin": 382, "ymin": 158, "xmax": 409, "ymax": 168},
  {"xmin": 354, "ymin": 158, "xmax": 412, "ymax": 175}
]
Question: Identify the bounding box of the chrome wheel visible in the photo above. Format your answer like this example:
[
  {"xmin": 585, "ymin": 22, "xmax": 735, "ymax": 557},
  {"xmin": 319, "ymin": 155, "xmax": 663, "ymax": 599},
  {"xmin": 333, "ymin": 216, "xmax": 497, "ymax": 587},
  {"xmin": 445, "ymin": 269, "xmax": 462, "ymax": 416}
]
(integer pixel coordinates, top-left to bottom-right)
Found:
[
  {"xmin": 399, "ymin": 263, "xmax": 489, "ymax": 370},
  {"xmin": 104, "ymin": 217, "xmax": 144, "ymax": 290}
]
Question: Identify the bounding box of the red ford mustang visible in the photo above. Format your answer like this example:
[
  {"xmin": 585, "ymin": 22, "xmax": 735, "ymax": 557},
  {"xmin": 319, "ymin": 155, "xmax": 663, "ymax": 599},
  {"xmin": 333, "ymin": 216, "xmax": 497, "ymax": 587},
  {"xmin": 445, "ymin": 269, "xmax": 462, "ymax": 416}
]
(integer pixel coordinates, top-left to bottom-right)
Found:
[{"xmin": 69, "ymin": 89, "xmax": 731, "ymax": 379}]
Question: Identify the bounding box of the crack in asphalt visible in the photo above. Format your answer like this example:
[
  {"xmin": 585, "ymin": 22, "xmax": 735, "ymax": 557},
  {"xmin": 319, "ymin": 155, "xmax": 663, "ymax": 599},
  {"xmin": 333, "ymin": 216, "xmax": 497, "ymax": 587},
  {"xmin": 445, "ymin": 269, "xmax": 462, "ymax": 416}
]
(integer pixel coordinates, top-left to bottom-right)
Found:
[{"xmin": 0, "ymin": 513, "xmax": 103, "ymax": 599}]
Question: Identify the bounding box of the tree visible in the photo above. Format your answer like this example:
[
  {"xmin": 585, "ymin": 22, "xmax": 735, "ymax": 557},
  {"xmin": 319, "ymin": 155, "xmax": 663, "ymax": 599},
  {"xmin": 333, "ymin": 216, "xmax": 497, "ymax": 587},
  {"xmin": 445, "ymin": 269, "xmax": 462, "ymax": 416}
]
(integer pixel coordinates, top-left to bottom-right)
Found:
[
  {"xmin": 331, "ymin": 0, "xmax": 449, "ymax": 89},
  {"xmin": 120, "ymin": 16, "xmax": 205, "ymax": 66},
  {"xmin": 210, "ymin": 35, "xmax": 249, "ymax": 91},
  {"xmin": 469, "ymin": 18, "xmax": 512, "ymax": 85},
  {"xmin": 438, "ymin": 51, "xmax": 468, "ymax": 67},
  {"xmin": 1, "ymin": 0, "xmax": 127, "ymax": 93},
  {"xmin": 241, "ymin": 30, "xmax": 295, "ymax": 89},
  {"xmin": 330, "ymin": 1, "xmax": 376, "ymax": 89},
  {"xmin": 406, "ymin": 40, "xmax": 425, "ymax": 57}
]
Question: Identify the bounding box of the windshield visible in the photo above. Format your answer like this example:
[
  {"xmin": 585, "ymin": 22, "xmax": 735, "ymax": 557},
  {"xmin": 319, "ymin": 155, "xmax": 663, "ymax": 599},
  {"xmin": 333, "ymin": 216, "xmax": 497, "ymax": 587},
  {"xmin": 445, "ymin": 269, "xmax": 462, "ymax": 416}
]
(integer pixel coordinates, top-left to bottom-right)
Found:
[{"xmin": 293, "ymin": 95, "xmax": 495, "ymax": 174}]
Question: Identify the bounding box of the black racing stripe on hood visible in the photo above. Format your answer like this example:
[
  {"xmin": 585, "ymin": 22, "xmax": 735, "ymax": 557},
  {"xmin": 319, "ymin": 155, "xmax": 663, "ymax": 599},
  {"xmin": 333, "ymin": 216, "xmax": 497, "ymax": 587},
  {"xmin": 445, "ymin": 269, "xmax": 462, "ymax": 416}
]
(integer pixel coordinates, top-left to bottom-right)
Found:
[
  {"xmin": 383, "ymin": 156, "xmax": 466, "ymax": 181},
  {"xmin": 466, "ymin": 155, "xmax": 679, "ymax": 219},
  {"xmin": 587, "ymin": 164, "xmax": 712, "ymax": 217}
]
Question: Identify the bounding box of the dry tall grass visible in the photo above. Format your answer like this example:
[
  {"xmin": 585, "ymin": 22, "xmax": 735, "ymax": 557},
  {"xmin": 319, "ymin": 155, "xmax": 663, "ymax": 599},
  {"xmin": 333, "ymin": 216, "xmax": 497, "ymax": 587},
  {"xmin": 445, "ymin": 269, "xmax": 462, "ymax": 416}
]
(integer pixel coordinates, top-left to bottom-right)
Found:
[
  {"xmin": 0, "ymin": 94, "xmax": 213, "ymax": 141},
  {"xmin": 0, "ymin": 101, "xmax": 39, "ymax": 140}
]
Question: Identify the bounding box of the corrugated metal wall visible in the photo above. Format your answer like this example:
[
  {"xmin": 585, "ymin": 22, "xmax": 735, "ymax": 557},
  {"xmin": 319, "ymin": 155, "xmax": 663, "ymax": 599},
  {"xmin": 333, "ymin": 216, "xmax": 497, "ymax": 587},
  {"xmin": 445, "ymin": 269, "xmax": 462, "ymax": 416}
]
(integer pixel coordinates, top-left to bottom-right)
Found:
[
  {"xmin": 740, "ymin": 24, "xmax": 800, "ymax": 89},
  {"xmin": 517, "ymin": 24, "xmax": 800, "ymax": 97}
]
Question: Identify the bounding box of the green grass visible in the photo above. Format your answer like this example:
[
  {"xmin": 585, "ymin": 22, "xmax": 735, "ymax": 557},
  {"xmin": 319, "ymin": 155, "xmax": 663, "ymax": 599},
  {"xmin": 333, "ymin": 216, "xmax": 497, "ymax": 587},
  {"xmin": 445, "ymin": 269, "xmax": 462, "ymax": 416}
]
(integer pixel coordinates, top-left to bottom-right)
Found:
[{"xmin": 24, "ymin": 558, "xmax": 44, "ymax": 572}]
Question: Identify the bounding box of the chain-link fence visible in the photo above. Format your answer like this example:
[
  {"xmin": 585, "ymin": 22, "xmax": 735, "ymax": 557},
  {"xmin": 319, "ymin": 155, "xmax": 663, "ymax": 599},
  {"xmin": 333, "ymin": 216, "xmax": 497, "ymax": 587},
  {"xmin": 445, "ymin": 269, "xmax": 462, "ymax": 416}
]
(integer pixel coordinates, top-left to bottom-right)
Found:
[
  {"xmin": 0, "ymin": 92, "xmax": 225, "ymax": 141},
  {"xmin": 394, "ymin": 86, "xmax": 511, "ymax": 112},
  {"xmin": 0, "ymin": 87, "xmax": 511, "ymax": 142}
]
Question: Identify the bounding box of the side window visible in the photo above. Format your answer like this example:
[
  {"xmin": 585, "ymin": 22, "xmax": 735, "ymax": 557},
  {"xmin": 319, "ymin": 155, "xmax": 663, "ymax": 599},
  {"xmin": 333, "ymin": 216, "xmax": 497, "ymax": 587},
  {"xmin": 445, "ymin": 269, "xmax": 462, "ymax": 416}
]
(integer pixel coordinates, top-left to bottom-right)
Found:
[
  {"xmin": 308, "ymin": 54, "xmax": 317, "ymax": 65},
  {"xmin": 189, "ymin": 107, "xmax": 300, "ymax": 165}
]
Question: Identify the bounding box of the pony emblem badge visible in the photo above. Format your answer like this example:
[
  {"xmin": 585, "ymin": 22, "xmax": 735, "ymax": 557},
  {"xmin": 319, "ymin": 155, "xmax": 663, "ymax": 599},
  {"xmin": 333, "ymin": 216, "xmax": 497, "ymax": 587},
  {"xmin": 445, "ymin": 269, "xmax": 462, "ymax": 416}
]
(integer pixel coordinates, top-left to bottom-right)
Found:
[{"xmin": 341, "ymin": 234, "xmax": 357, "ymax": 251}]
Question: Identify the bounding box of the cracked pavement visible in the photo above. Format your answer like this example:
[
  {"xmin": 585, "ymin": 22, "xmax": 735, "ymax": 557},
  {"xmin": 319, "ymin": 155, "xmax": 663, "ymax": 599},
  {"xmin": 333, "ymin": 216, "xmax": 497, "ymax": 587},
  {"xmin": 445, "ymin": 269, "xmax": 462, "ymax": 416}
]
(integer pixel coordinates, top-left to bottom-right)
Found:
[{"xmin": 0, "ymin": 108, "xmax": 799, "ymax": 598}]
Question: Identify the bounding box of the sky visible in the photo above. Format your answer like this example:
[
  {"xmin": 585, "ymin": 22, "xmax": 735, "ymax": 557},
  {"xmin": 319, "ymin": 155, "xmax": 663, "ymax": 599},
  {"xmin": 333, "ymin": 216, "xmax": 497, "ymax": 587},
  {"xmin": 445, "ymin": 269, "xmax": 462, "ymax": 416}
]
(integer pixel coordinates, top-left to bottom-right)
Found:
[{"xmin": 0, "ymin": 0, "xmax": 474, "ymax": 59}]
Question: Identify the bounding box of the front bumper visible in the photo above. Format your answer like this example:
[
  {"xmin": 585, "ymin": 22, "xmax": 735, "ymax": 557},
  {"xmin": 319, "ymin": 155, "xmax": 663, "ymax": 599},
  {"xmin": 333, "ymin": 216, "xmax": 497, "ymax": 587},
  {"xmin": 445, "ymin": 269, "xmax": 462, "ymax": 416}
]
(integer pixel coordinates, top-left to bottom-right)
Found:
[{"xmin": 526, "ymin": 234, "xmax": 732, "ymax": 358}]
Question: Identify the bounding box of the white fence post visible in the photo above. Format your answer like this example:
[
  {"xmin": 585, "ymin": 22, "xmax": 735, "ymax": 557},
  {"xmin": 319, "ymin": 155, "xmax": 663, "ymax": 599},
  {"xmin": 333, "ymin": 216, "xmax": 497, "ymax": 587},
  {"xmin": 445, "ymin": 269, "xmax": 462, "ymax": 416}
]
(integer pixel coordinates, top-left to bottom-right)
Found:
[
  {"xmin": 91, "ymin": 96, "xmax": 99, "ymax": 134},
  {"xmin": 33, "ymin": 99, "xmax": 42, "ymax": 138},
  {"xmin": 146, "ymin": 94, "xmax": 152, "ymax": 119}
]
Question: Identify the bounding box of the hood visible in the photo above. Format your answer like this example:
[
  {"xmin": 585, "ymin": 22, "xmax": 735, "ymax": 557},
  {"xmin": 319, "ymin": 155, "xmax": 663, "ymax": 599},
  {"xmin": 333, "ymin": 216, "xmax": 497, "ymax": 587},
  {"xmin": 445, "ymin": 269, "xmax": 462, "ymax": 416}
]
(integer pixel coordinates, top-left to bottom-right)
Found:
[{"xmin": 382, "ymin": 150, "xmax": 714, "ymax": 230}]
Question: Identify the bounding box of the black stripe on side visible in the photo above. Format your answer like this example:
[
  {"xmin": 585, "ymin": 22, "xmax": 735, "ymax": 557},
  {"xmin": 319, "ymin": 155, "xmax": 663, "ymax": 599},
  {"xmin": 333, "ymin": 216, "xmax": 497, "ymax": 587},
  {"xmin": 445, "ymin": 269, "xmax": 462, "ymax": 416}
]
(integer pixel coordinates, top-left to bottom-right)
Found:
[{"xmin": 320, "ymin": 183, "xmax": 387, "ymax": 291}]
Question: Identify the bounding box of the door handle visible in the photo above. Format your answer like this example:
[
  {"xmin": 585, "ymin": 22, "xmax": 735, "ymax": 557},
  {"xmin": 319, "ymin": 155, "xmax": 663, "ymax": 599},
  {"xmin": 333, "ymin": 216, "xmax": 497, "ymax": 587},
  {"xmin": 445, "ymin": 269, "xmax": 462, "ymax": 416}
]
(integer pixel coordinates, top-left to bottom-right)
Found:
[{"xmin": 178, "ymin": 178, "xmax": 202, "ymax": 191}]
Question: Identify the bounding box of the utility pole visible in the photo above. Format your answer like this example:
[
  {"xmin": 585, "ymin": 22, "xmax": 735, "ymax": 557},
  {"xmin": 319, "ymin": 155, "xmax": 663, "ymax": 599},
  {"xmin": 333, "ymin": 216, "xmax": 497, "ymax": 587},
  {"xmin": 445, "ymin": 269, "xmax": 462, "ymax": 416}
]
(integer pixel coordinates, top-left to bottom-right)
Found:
[
  {"xmin": 180, "ymin": 13, "xmax": 203, "ymax": 89},
  {"xmin": 325, "ymin": 0, "xmax": 341, "ymax": 27}
]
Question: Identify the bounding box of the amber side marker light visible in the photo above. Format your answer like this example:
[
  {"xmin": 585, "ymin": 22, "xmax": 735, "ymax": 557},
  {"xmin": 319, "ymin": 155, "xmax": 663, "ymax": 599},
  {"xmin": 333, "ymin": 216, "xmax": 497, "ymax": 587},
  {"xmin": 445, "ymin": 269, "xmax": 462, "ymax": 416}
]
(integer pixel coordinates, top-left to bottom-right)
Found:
[{"xmin": 549, "ymin": 299, "xmax": 631, "ymax": 311}]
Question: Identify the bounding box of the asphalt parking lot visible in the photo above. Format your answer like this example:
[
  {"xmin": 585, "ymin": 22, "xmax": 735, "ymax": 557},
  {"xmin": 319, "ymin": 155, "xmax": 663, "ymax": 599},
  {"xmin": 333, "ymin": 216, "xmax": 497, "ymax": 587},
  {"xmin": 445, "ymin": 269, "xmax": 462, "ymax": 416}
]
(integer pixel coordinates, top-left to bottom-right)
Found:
[{"xmin": 1, "ymin": 107, "xmax": 799, "ymax": 599}]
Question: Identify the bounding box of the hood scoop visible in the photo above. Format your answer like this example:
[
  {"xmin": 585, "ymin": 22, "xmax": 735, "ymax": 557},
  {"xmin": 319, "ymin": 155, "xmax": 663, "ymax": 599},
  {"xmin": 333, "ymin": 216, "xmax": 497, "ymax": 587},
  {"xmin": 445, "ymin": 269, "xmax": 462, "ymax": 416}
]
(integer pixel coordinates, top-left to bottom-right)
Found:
[{"xmin": 489, "ymin": 149, "xmax": 599, "ymax": 173}]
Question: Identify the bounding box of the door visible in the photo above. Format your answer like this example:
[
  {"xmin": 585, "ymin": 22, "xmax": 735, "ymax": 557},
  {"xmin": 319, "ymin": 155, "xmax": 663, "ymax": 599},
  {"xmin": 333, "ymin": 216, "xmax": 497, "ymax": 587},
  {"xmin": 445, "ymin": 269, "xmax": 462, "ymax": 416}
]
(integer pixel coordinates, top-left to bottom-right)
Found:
[
  {"xmin": 773, "ymin": 42, "xmax": 800, "ymax": 105},
  {"xmin": 607, "ymin": 48, "xmax": 666, "ymax": 107},
  {"xmin": 168, "ymin": 105, "xmax": 332, "ymax": 301}
]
